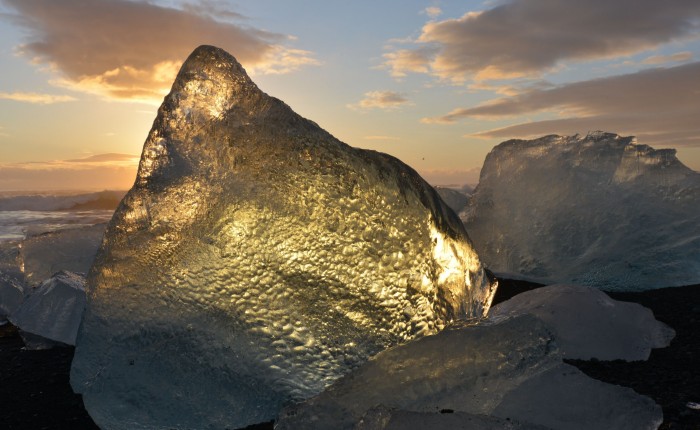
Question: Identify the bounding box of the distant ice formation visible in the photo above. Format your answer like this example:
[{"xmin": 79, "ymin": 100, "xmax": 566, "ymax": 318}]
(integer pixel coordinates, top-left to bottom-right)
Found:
[
  {"xmin": 489, "ymin": 284, "xmax": 675, "ymax": 361},
  {"xmin": 434, "ymin": 186, "xmax": 470, "ymax": 215},
  {"xmin": 0, "ymin": 190, "xmax": 124, "ymax": 212},
  {"xmin": 71, "ymin": 45, "xmax": 496, "ymax": 430},
  {"xmin": 20, "ymin": 224, "xmax": 106, "ymax": 286},
  {"xmin": 463, "ymin": 132, "xmax": 700, "ymax": 290},
  {"xmin": 276, "ymin": 314, "xmax": 663, "ymax": 430},
  {"xmin": 10, "ymin": 271, "xmax": 86, "ymax": 348}
]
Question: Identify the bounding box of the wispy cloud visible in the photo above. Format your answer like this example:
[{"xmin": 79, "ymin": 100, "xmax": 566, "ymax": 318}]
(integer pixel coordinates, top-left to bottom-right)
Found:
[
  {"xmin": 347, "ymin": 91, "xmax": 412, "ymax": 111},
  {"xmin": 382, "ymin": 48, "xmax": 434, "ymax": 78},
  {"xmin": 2, "ymin": 0, "xmax": 319, "ymax": 104},
  {"xmin": 424, "ymin": 6, "xmax": 442, "ymax": 19},
  {"xmin": 384, "ymin": 0, "xmax": 700, "ymax": 83},
  {"xmin": 642, "ymin": 51, "xmax": 693, "ymax": 65},
  {"xmin": 0, "ymin": 91, "xmax": 76, "ymax": 104},
  {"xmin": 422, "ymin": 62, "xmax": 700, "ymax": 148},
  {"xmin": 0, "ymin": 153, "xmax": 139, "ymax": 191},
  {"xmin": 63, "ymin": 153, "xmax": 139, "ymax": 164}
]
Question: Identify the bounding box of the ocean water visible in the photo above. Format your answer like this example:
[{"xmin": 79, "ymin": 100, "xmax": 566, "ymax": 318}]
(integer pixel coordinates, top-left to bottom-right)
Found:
[{"xmin": 0, "ymin": 191, "xmax": 123, "ymax": 242}]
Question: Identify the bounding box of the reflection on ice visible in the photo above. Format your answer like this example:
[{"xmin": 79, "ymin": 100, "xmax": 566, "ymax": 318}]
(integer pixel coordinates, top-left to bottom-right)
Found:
[{"xmin": 70, "ymin": 45, "xmax": 496, "ymax": 430}]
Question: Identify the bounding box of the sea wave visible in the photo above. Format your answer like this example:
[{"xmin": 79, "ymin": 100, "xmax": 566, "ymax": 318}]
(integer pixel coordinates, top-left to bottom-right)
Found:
[{"xmin": 0, "ymin": 190, "xmax": 126, "ymax": 211}]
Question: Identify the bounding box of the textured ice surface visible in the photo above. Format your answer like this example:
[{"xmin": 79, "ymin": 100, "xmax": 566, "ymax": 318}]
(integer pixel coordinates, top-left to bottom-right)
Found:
[
  {"xmin": 463, "ymin": 132, "xmax": 700, "ymax": 290},
  {"xmin": 276, "ymin": 314, "xmax": 662, "ymax": 430},
  {"xmin": 489, "ymin": 284, "xmax": 675, "ymax": 360},
  {"xmin": 20, "ymin": 223, "xmax": 106, "ymax": 286},
  {"xmin": 71, "ymin": 45, "xmax": 495, "ymax": 430},
  {"xmin": 493, "ymin": 363, "xmax": 662, "ymax": 430},
  {"xmin": 10, "ymin": 271, "xmax": 86, "ymax": 346}
]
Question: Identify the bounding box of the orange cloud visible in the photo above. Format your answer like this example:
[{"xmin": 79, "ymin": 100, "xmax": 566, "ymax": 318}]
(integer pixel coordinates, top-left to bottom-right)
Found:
[
  {"xmin": 347, "ymin": 91, "xmax": 412, "ymax": 111},
  {"xmin": 0, "ymin": 91, "xmax": 76, "ymax": 104},
  {"xmin": 0, "ymin": 153, "xmax": 139, "ymax": 191},
  {"xmin": 421, "ymin": 61, "xmax": 700, "ymax": 149},
  {"xmin": 642, "ymin": 51, "xmax": 693, "ymax": 65},
  {"xmin": 3, "ymin": 0, "xmax": 319, "ymax": 104},
  {"xmin": 384, "ymin": 0, "xmax": 700, "ymax": 83}
]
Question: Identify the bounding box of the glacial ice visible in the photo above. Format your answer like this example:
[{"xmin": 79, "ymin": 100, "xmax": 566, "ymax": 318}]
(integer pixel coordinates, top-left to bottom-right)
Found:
[
  {"xmin": 275, "ymin": 314, "xmax": 662, "ymax": 430},
  {"xmin": 10, "ymin": 271, "xmax": 86, "ymax": 347},
  {"xmin": 489, "ymin": 284, "xmax": 675, "ymax": 360},
  {"xmin": 463, "ymin": 132, "xmax": 700, "ymax": 290},
  {"xmin": 434, "ymin": 186, "xmax": 470, "ymax": 215},
  {"xmin": 71, "ymin": 45, "xmax": 495, "ymax": 430},
  {"xmin": 20, "ymin": 223, "xmax": 106, "ymax": 286}
]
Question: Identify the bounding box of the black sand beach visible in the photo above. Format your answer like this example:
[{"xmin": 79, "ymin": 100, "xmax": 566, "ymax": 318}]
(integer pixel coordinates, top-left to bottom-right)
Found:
[{"xmin": 1, "ymin": 279, "xmax": 699, "ymax": 429}]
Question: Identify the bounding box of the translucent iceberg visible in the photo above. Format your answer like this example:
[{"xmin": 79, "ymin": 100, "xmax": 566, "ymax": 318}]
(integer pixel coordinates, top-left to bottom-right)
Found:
[
  {"xmin": 434, "ymin": 186, "xmax": 470, "ymax": 215},
  {"xmin": 489, "ymin": 284, "xmax": 675, "ymax": 360},
  {"xmin": 463, "ymin": 132, "xmax": 700, "ymax": 290},
  {"xmin": 71, "ymin": 45, "xmax": 496, "ymax": 430},
  {"xmin": 276, "ymin": 315, "xmax": 662, "ymax": 430},
  {"xmin": 10, "ymin": 271, "xmax": 86, "ymax": 347},
  {"xmin": 20, "ymin": 223, "xmax": 106, "ymax": 286}
]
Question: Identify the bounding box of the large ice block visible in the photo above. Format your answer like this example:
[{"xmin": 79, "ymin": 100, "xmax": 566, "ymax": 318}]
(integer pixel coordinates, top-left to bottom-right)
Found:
[
  {"xmin": 276, "ymin": 315, "xmax": 662, "ymax": 430},
  {"xmin": 71, "ymin": 45, "xmax": 496, "ymax": 429},
  {"xmin": 10, "ymin": 270, "xmax": 86, "ymax": 346},
  {"xmin": 464, "ymin": 132, "xmax": 700, "ymax": 290},
  {"xmin": 489, "ymin": 284, "xmax": 675, "ymax": 360},
  {"xmin": 20, "ymin": 223, "xmax": 106, "ymax": 286}
]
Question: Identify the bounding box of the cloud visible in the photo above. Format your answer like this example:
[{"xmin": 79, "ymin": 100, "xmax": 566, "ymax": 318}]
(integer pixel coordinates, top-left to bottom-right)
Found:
[
  {"xmin": 424, "ymin": 7, "xmax": 442, "ymax": 18},
  {"xmin": 347, "ymin": 91, "xmax": 412, "ymax": 111},
  {"xmin": 0, "ymin": 91, "xmax": 76, "ymax": 104},
  {"xmin": 384, "ymin": 0, "xmax": 700, "ymax": 82},
  {"xmin": 382, "ymin": 48, "xmax": 434, "ymax": 78},
  {"xmin": 0, "ymin": 153, "xmax": 139, "ymax": 191},
  {"xmin": 64, "ymin": 153, "xmax": 140, "ymax": 163},
  {"xmin": 423, "ymin": 61, "xmax": 700, "ymax": 148},
  {"xmin": 642, "ymin": 51, "xmax": 693, "ymax": 65},
  {"xmin": 2, "ymin": 0, "xmax": 319, "ymax": 104}
]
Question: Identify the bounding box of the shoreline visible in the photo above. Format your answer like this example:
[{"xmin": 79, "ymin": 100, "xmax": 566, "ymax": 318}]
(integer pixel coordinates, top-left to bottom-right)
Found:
[{"xmin": 1, "ymin": 280, "xmax": 698, "ymax": 429}]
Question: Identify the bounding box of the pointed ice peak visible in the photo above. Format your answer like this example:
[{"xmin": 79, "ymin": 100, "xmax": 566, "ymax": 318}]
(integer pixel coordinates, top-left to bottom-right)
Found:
[
  {"xmin": 179, "ymin": 45, "xmax": 248, "ymax": 79},
  {"xmin": 136, "ymin": 45, "xmax": 294, "ymax": 185},
  {"xmin": 163, "ymin": 45, "xmax": 263, "ymax": 123}
]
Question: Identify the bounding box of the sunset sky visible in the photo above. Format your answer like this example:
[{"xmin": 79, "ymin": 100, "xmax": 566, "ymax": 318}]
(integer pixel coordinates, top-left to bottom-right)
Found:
[{"xmin": 1, "ymin": 0, "xmax": 699, "ymax": 191}]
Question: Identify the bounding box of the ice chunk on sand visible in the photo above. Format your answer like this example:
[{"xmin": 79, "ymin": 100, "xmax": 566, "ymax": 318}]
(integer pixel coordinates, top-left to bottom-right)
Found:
[
  {"xmin": 10, "ymin": 271, "xmax": 86, "ymax": 347},
  {"xmin": 276, "ymin": 314, "xmax": 662, "ymax": 430},
  {"xmin": 20, "ymin": 223, "xmax": 106, "ymax": 286},
  {"xmin": 489, "ymin": 284, "xmax": 675, "ymax": 361},
  {"xmin": 71, "ymin": 45, "xmax": 496, "ymax": 430},
  {"xmin": 464, "ymin": 132, "xmax": 700, "ymax": 290}
]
